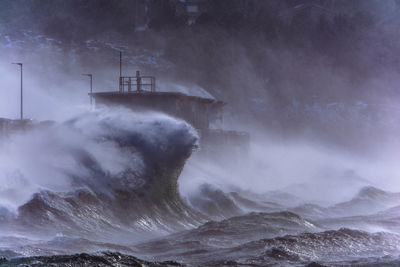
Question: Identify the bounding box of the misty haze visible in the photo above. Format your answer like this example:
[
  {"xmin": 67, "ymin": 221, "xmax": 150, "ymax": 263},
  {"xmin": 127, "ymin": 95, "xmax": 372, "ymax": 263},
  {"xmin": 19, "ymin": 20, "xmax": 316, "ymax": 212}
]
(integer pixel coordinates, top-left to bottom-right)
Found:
[{"xmin": 1, "ymin": 0, "xmax": 400, "ymax": 266}]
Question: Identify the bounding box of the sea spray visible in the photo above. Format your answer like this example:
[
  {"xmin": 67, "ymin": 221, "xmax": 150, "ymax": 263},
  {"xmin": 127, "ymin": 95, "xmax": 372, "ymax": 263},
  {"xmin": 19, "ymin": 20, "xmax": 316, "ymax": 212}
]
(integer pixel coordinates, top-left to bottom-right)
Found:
[{"xmin": 0, "ymin": 107, "xmax": 203, "ymax": 244}]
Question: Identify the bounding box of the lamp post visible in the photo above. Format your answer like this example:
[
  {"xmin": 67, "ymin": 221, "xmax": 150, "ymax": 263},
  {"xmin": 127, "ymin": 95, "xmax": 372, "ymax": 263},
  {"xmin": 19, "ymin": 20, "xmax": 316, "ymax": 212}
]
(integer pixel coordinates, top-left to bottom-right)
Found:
[
  {"xmin": 82, "ymin": 74, "xmax": 93, "ymax": 105},
  {"xmin": 12, "ymin": 63, "xmax": 23, "ymax": 120}
]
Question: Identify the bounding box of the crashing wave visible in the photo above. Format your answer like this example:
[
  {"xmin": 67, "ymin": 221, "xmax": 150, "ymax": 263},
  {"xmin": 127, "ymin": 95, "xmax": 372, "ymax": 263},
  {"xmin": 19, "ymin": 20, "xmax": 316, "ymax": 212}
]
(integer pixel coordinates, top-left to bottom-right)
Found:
[{"xmin": 0, "ymin": 108, "xmax": 206, "ymax": 245}]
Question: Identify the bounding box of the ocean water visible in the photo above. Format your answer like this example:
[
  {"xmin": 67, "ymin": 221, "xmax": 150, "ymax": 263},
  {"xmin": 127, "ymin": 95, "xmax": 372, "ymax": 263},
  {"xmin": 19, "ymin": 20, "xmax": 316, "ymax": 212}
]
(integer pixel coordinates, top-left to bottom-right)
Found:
[{"xmin": 0, "ymin": 109, "xmax": 399, "ymax": 266}]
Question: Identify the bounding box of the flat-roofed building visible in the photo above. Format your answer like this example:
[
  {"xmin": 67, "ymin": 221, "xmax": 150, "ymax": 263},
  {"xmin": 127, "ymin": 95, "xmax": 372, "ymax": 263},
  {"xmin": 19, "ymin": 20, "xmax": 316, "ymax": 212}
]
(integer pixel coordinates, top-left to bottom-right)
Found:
[{"xmin": 90, "ymin": 71, "xmax": 249, "ymax": 155}]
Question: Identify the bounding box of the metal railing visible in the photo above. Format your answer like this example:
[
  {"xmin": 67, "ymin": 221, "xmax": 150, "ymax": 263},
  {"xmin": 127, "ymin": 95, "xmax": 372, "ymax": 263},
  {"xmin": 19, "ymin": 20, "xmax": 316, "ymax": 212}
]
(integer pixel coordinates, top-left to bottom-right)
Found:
[{"xmin": 119, "ymin": 71, "xmax": 156, "ymax": 93}]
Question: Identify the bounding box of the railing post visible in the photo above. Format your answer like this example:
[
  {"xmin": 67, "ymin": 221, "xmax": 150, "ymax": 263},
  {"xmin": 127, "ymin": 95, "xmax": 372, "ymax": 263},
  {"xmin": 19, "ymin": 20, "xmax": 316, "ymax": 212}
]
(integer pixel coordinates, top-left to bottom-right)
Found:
[
  {"xmin": 152, "ymin": 77, "xmax": 156, "ymax": 92},
  {"xmin": 136, "ymin": 71, "xmax": 141, "ymax": 92}
]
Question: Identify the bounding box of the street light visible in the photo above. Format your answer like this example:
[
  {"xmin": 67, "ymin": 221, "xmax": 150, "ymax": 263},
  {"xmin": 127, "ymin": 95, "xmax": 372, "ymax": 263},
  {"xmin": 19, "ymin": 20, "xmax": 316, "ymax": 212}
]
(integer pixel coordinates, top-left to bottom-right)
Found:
[
  {"xmin": 12, "ymin": 63, "xmax": 23, "ymax": 120},
  {"xmin": 82, "ymin": 74, "xmax": 93, "ymax": 105}
]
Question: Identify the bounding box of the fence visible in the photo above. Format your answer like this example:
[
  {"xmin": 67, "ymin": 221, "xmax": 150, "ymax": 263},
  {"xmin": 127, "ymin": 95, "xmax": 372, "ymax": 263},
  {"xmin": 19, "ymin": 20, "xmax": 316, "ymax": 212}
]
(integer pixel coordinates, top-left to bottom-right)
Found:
[{"xmin": 119, "ymin": 72, "xmax": 156, "ymax": 92}]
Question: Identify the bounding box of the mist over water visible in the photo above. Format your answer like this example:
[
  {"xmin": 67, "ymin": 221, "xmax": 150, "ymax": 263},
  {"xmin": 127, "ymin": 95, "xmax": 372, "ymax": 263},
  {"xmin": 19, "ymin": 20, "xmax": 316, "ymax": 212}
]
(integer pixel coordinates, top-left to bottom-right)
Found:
[
  {"xmin": 0, "ymin": 108, "xmax": 138, "ymax": 210},
  {"xmin": 180, "ymin": 135, "xmax": 400, "ymax": 208},
  {"xmin": 2, "ymin": 0, "xmax": 400, "ymax": 266}
]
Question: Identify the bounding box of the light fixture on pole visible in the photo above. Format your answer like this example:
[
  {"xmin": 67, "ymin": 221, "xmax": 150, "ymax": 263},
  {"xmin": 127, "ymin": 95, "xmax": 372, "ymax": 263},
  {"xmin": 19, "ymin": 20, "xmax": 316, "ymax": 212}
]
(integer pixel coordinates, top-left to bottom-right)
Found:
[
  {"xmin": 82, "ymin": 74, "xmax": 93, "ymax": 105},
  {"xmin": 12, "ymin": 63, "xmax": 23, "ymax": 120}
]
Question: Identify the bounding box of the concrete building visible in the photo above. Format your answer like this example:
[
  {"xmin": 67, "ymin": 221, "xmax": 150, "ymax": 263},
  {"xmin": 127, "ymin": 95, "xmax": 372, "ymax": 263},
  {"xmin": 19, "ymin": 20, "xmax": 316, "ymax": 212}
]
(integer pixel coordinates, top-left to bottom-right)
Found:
[{"xmin": 90, "ymin": 71, "xmax": 249, "ymax": 154}]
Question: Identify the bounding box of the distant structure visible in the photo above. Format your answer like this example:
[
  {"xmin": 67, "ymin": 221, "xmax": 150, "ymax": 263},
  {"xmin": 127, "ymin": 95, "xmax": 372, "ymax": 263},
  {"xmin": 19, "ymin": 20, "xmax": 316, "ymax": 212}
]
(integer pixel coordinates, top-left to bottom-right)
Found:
[
  {"xmin": 279, "ymin": 2, "xmax": 345, "ymax": 23},
  {"xmin": 134, "ymin": 0, "xmax": 149, "ymax": 31},
  {"xmin": 170, "ymin": 0, "xmax": 208, "ymax": 25},
  {"xmin": 0, "ymin": 118, "xmax": 31, "ymax": 139},
  {"xmin": 90, "ymin": 68, "xmax": 249, "ymax": 155},
  {"xmin": 133, "ymin": 0, "xmax": 207, "ymax": 29},
  {"xmin": 130, "ymin": 0, "xmax": 355, "ymax": 31}
]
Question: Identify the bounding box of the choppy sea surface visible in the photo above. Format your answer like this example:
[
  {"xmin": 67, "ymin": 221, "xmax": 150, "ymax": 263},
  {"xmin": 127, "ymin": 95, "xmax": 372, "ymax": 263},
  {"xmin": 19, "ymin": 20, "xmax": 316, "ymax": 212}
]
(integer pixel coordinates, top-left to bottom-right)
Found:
[{"xmin": 0, "ymin": 109, "xmax": 400, "ymax": 266}]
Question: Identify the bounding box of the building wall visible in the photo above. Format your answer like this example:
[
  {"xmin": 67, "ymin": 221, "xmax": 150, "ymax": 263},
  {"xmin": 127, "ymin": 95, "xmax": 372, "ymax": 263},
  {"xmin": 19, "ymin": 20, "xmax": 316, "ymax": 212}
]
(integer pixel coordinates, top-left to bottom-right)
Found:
[{"xmin": 93, "ymin": 94, "xmax": 220, "ymax": 130}]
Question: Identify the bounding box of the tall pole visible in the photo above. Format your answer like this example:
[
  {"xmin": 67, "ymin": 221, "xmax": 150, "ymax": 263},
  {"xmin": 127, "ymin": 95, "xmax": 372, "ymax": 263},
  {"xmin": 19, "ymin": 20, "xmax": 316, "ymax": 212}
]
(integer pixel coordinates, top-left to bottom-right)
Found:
[
  {"xmin": 120, "ymin": 51, "xmax": 122, "ymax": 78},
  {"xmin": 12, "ymin": 63, "xmax": 23, "ymax": 120},
  {"xmin": 90, "ymin": 74, "xmax": 92, "ymax": 105},
  {"xmin": 82, "ymin": 74, "xmax": 93, "ymax": 105},
  {"xmin": 20, "ymin": 64, "xmax": 23, "ymax": 120},
  {"xmin": 119, "ymin": 52, "xmax": 122, "ymax": 92}
]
